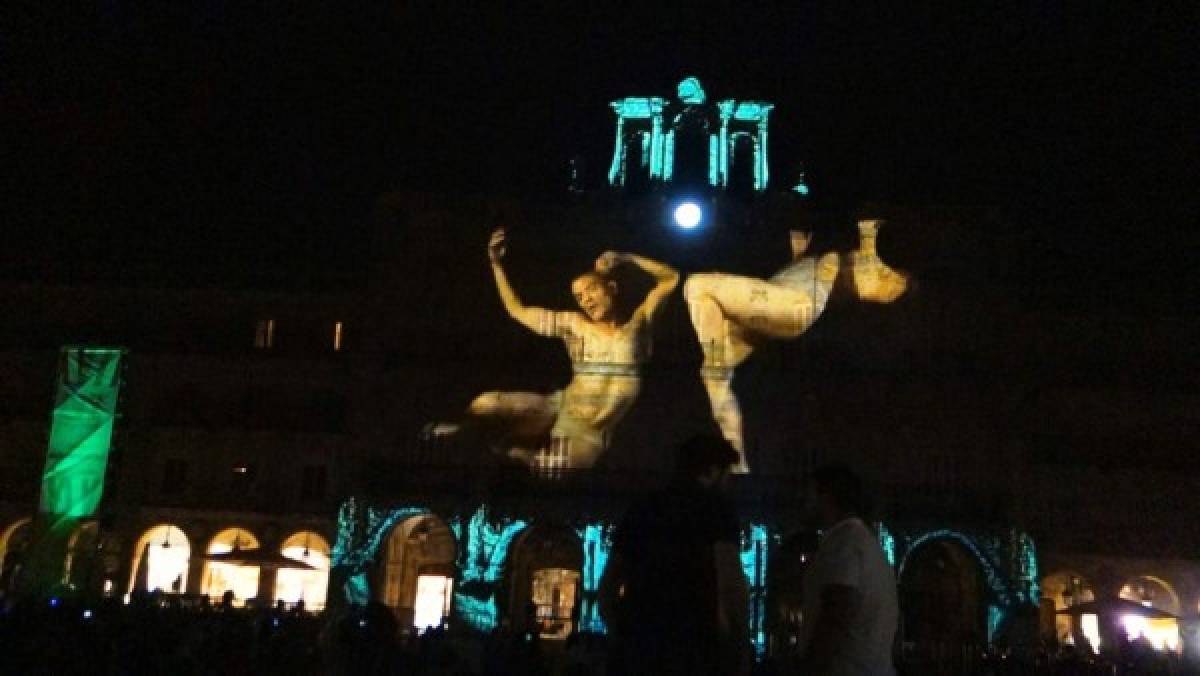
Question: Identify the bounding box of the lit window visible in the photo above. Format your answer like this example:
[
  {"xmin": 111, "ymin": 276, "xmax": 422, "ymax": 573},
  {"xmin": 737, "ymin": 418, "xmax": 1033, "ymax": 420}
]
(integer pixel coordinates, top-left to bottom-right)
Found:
[
  {"xmin": 332, "ymin": 321, "xmax": 344, "ymax": 351},
  {"xmin": 413, "ymin": 575, "xmax": 454, "ymax": 631},
  {"xmin": 254, "ymin": 319, "xmax": 275, "ymax": 349}
]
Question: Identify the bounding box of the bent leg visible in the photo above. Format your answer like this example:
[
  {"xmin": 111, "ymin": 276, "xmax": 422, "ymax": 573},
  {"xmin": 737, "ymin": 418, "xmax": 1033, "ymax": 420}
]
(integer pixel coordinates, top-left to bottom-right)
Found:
[
  {"xmin": 465, "ymin": 391, "xmax": 557, "ymax": 458},
  {"xmin": 686, "ymin": 272, "xmax": 825, "ymax": 344},
  {"xmin": 684, "ymin": 274, "xmax": 761, "ymax": 371}
]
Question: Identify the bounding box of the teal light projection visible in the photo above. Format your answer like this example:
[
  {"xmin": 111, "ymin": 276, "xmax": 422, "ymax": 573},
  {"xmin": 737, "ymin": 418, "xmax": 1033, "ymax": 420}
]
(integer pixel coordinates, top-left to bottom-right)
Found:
[
  {"xmin": 452, "ymin": 506, "xmax": 527, "ymax": 632},
  {"xmin": 877, "ymin": 522, "xmax": 897, "ymax": 567},
  {"xmin": 39, "ymin": 347, "xmax": 125, "ymax": 520},
  {"xmin": 1016, "ymin": 531, "xmax": 1039, "ymax": 604},
  {"xmin": 607, "ymin": 77, "xmax": 774, "ymax": 192},
  {"xmin": 897, "ymin": 529, "xmax": 1040, "ymax": 644},
  {"xmin": 677, "ymin": 76, "xmax": 706, "ymax": 104},
  {"xmin": 607, "ymin": 97, "xmax": 668, "ymax": 186},
  {"xmin": 577, "ymin": 523, "xmax": 612, "ymax": 633},
  {"xmin": 988, "ymin": 605, "xmax": 1005, "ymax": 642},
  {"xmin": 331, "ymin": 499, "xmax": 427, "ymax": 606},
  {"xmin": 740, "ymin": 524, "xmax": 770, "ymax": 655},
  {"xmin": 899, "ymin": 530, "xmax": 1012, "ymax": 607}
]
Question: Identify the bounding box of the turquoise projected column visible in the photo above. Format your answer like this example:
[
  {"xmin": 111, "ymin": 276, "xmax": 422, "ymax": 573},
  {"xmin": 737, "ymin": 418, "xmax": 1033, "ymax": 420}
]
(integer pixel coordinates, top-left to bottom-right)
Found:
[{"xmin": 39, "ymin": 348, "xmax": 125, "ymax": 518}]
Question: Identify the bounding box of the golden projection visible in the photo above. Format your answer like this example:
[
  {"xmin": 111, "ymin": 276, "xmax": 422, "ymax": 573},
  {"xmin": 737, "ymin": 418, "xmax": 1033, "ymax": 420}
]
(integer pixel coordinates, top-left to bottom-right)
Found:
[
  {"xmin": 430, "ymin": 229, "xmax": 679, "ymax": 470},
  {"xmin": 685, "ymin": 219, "xmax": 909, "ymax": 472}
]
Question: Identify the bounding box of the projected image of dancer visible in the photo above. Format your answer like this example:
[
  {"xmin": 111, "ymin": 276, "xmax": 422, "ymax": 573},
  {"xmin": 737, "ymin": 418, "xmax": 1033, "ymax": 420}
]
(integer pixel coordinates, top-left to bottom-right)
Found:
[
  {"xmin": 685, "ymin": 220, "xmax": 908, "ymax": 472},
  {"xmin": 429, "ymin": 228, "xmax": 679, "ymax": 470}
]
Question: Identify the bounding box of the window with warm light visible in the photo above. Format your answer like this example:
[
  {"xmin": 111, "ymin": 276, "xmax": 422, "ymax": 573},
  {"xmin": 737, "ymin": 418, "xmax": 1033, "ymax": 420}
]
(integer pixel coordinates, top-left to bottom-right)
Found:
[
  {"xmin": 531, "ymin": 568, "xmax": 580, "ymax": 640},
  {"xmin": 128, "ymin": 524, "xmax": 190, "ymax": 598},
  {"xmin": 202, "ymin": 528, "xmax": 260, "ymax": 605},
  {"xmin": 332, "ymin": 321, "xmax": 344, "ymax": 351},
  {"xmin": 254, "ymin": 319, "xmax": 275, "ymax": 349},
  {"xmin": 275, "ymin": 531, "xmax": 330, "ymax": 611},
  {"xmin": 413, "ymin": 574, "xmax": 454, "ymax": 631}
]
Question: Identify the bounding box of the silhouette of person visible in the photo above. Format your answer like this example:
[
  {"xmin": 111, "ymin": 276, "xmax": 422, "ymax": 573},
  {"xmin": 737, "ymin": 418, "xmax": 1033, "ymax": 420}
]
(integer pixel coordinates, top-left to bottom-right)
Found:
[
  {"xmin": 600, "ymin": 435, "xmax": 749, "ymax": 676},
  {"xmin": 795, "ymin": 464, "xmax": 898, "ymax": 675}
]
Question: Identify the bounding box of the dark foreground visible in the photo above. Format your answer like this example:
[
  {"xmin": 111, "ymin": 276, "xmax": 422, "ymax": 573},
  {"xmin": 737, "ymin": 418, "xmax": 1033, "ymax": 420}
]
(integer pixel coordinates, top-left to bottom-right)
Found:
[{"xmin": 0, "ymin": 598, "xmax": 1193, "ymax": 675}]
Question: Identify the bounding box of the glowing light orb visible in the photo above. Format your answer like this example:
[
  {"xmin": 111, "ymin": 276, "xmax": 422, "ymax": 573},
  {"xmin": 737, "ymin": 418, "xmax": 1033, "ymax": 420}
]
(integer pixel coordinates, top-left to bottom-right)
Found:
[{"xmin": 673, "ymin": 202, "xmax": 702, "ymax": 230}]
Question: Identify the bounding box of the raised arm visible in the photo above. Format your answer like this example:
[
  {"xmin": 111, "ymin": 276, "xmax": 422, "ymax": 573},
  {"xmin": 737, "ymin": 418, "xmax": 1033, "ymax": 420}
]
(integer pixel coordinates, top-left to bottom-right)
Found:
[
  {"xmin": 596, "ymin": 251, "xmax": 680, "ymax": 323},
  {"xmin": 488, "ymin": 229, "xmax": 562, "ymax": 336}
]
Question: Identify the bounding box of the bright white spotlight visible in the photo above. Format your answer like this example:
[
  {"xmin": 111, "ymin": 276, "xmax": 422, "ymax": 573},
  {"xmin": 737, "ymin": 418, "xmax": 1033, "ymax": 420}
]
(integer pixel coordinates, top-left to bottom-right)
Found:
[{"xmin": 673, "ymin": 202, "xmax": 702, "ymax": 230}]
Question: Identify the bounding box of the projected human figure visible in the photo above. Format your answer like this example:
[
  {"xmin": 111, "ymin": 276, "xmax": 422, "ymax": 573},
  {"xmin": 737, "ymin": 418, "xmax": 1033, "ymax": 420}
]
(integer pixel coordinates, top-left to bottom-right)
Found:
[
  {"xmin": 435, "ymin": 228, "xmax": 679, "ymax": 470},
  {"xmin": 685, "ymin": 219, "xmax": 908, "ymax": 472}
]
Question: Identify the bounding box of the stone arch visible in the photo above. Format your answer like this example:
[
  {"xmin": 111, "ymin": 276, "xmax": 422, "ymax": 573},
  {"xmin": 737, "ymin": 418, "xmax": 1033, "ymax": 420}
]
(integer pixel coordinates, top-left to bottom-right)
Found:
[
  {"xmin": 1120, "ymin": 574, "xmax": 1182, "ymax": 616},
  {"xmin": 127, "ymin": 524, "xmax": 192, "ymax": 596},
  {"xmin": 0, "ymin": 518, "xmax": 32, "ymax": 595},
  {"xmin": 201, "ymin": 527, "xmax": 261, "ymax": 604},
  {"xmin": 274, "ymin": 530, "xmax": 331, "ymax": 611},
  {"xmin": 1117, "ymin": 574, "xmax": 1183, "ymax": 652},
  {"xmin": 899, "ymin": 536, "xmax": 991, "ymax": 648},
  {"xmin": 62, "ymin": 521, "xmax": 101, "ymax": 590},
  {"xmin": 375, "ymin": 514, "xmax": 456, "ymax": 630},
  {"xmin": 504, "ymin": 523, "xmax": 583, "ymax": 640}
]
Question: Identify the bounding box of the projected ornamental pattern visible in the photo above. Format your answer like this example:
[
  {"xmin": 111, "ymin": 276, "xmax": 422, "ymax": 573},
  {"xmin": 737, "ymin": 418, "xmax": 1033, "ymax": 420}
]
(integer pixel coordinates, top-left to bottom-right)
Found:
[{"xmin": 607, "ymin": 77, "xmax": 774, "ymax": 191}]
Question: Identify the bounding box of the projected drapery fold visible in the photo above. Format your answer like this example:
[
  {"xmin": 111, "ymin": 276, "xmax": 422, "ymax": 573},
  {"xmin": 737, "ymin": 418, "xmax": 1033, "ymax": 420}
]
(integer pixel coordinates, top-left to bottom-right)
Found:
[{"xmin": 39, "ymin": 348, "xmax": 125, "ymax": 519}]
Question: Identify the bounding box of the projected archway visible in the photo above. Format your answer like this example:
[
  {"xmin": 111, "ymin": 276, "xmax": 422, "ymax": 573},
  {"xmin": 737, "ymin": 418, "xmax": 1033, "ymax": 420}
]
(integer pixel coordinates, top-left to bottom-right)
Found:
[
  {"xmin": 377, "ymin": 515, "xmax": 456, "ymax": 630},
  {"xmin": 202, "ymin": 528, "xmax": 260, "ymax": 605},
  {"xmin": 899, "ymin": 538, "xmax": 988, "ymax": 647},
  {"xmin": 127, "ymin": 524, "xmax": 191, "ymax": 596},
  {"xmin": 0, "ymin": 518, "xmax": 31, "ymax": 594},
  {"xmin": 274, "ymin": 531, "xmax": 331, "ymax": 611},
  {"xmin": 505, "ymin": 525, "xmax": 583, "ymax": 640}
]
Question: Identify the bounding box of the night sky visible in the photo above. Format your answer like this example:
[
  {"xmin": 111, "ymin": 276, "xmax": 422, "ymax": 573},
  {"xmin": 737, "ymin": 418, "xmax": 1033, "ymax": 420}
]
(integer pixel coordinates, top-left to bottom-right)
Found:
[{"xmin": 3, "ymin": 3, "xmax": 1194, "ymax": 313}]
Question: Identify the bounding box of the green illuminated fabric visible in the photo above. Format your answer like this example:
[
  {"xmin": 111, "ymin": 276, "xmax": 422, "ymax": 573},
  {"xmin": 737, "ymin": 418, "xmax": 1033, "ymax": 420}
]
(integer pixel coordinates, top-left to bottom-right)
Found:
[{"xmin": 39, "ymin": 348, "xmax": 124, "ymax": 519}]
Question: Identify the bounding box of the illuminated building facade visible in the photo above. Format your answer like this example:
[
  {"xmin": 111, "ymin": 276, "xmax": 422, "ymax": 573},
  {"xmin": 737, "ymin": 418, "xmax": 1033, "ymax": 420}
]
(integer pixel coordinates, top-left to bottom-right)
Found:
[{"xmin": 0, "ymin": 77, "xmax": 1197, "ymax": 666}]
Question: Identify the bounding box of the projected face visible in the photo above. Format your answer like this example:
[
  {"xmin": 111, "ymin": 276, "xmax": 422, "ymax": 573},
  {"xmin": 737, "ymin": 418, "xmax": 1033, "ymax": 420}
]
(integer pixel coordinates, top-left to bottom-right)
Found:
[{"xmin": 571, "ymin": 273, "xmax": 617, "ymax": 322}]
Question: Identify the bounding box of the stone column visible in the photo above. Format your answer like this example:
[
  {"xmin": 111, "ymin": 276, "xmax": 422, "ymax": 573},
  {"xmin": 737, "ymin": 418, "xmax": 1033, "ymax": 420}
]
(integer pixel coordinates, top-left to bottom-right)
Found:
[{"xmin": 257, "ymin": 566, "xmax": 278, "ymax": 607}]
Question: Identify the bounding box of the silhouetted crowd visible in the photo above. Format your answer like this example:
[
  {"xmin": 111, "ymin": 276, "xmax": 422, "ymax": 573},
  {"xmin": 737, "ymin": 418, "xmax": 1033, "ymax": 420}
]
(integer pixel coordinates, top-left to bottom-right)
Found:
[{"xmin": 0, "ymin": 596, "xmax": 1196, "ymax": 675}]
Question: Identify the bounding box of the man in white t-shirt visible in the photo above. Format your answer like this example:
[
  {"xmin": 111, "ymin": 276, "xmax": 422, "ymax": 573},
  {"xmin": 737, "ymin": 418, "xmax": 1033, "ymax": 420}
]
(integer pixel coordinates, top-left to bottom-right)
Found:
[{"xmin": 796, "ymin": 465, "xmax": 898, "ymax": 676}]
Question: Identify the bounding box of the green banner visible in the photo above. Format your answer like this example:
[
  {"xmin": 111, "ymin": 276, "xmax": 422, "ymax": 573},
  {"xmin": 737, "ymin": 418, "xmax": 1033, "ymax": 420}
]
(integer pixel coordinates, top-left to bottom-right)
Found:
[{"xmin": 39, "ymin": 347, "xmax": 125, "ymax": 519}]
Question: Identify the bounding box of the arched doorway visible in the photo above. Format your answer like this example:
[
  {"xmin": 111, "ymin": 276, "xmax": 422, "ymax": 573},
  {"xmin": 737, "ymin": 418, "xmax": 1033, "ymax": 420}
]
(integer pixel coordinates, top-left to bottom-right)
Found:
[
  {"xmin": 63, "ymin": 521, "xmax": 100, "ymax": 590},
  {"xmin": 127, "ymin": 524, "xmax": 191, "ymax": 597},
  {"xmin": 376, "ymin": 515, "xmax": 456, "ymax": 631},
  {"xmin": 0, "ymin": 518, "xmax": 32, "ymax": 596},
  {"xmin": 899, "ymin": 538, "xmax": 989, "ymax": 648},
  {"xmin": 202, "ymin": 528, "xmax": 260, "ymax": 605},
  {"xmin": 274, "ymin": 531, "xmax": 331, "ymax": 611},
  {"xmin": 1041, "ymin": 571, "xmax": 1097, "ymax": 650},
  {"xmin": 1119, "ymin": 575, "xmax": 1182, "ymax": 652},
  {"xmin": 505, "ymin": 525, "xmax": 583, "ymax": 640}
]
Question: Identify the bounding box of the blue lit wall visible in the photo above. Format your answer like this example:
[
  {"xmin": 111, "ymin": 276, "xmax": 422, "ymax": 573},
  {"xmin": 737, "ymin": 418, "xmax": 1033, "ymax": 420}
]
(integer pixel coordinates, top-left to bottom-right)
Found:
[
  {"xmin": 894, "ymin": 527, "xmax": 1040, "ymax": 643},
  {"xmin": 451, "ymin": 506, "xmax": 527, "ymax": 632},
  {"xmin": 332, "ymin": 498, "xmax": 778, "ymax": 651}
]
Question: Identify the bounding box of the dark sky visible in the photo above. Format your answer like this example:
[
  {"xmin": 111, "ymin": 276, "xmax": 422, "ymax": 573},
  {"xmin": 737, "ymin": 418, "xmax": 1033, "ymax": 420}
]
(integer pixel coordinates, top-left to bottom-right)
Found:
[{"xmin": 2, "ymin": 2, "xmax": 1194, "ymax": 308}]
